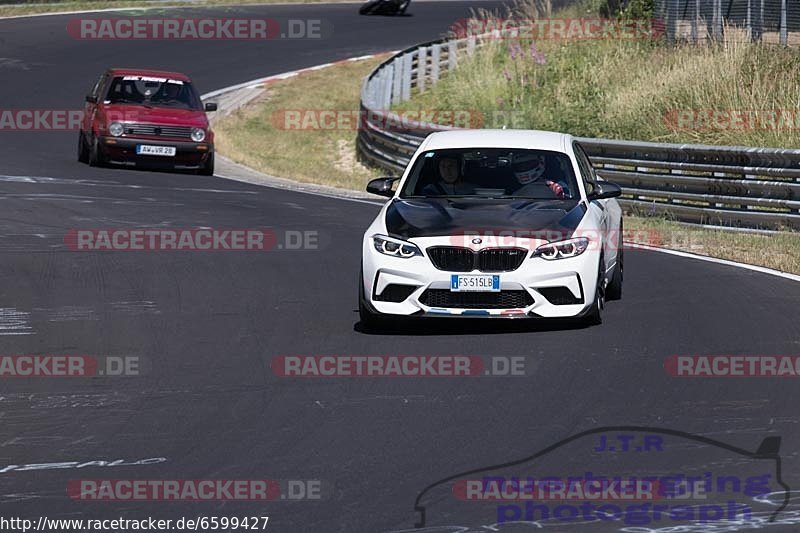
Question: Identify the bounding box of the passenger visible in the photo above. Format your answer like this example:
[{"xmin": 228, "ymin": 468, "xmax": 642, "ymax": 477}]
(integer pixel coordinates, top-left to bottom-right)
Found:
[{"xmin": 422, "ymin": 156, "xmax": 477, "ymax": 196}]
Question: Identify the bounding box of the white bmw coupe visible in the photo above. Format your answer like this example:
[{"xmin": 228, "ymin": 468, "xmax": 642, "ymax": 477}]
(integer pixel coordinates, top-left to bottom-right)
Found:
[{"xmin": 360, "ymin": 129, "xmax": 623, "ymax": 328}]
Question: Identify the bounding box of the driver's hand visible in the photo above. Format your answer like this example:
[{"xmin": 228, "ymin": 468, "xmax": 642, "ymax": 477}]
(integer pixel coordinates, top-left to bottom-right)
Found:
[{"xmin": 546, "ymin": 180, "xmax": 565, "ymax": 199}]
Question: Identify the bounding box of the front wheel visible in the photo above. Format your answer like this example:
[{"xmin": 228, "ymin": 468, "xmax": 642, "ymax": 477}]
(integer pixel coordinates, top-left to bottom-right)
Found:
[
  {"xmin": 582, "ymin": 257, "xmax": 605, "ymax": 326},
  {"xmin": 605, "ymin": 229, "xmax": 623, "ymax": 301},
  {"xmin": 77, "ymin": 131, "xmax": 89, "ymax": 163},
  {"xmin": 88, "ymin": 136, "xmax": 105, "ymax": 167},
  {"xmin": 358, "ymin": 270, "xmax": 391, "ymax": 331},
  {"xmin": 198, "ymin": 152, "xmax": 215, "ymax": 176}
]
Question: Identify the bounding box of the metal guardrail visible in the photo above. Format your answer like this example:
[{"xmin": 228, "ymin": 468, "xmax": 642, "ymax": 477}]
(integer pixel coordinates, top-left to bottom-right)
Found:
[{"xmin": 356, "ymin": 35, "xmax": 800, "ymax": 230}]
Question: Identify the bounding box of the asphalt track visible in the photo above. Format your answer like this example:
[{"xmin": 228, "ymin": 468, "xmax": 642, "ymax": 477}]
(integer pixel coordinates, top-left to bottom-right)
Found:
[{"xmin": 0, "ymin": 2, "xmax": 799, "ymax": 532}]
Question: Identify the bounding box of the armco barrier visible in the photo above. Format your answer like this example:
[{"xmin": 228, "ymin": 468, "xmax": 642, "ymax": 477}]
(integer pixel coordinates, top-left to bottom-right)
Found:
[{"xmin": 356, "ymin": 36, "xmax": 800, "ymax": 231}]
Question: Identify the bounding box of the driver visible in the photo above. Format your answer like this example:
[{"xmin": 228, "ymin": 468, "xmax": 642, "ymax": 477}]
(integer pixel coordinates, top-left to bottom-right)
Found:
[
  {"xmin": 511, "ymin": 153, "xmax": 567, "ymax": 199},
  {"xmin": 422, "ymin": 156, "xmax": 476, "ymax": 196},
  {"xmin": 162, "ymin": 83, "xmax": 182, "ymax": 101}
]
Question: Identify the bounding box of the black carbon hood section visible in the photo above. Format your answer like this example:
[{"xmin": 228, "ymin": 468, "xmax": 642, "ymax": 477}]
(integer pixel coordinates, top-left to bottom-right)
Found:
[{"xmin": 384, "ymin": 198, "xmax": 587, "ymax": 240}]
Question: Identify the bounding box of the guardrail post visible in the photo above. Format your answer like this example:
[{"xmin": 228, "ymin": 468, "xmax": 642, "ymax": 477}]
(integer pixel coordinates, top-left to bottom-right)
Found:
[
  {"xmin": 780, "ymin": 0, "xmax": 788, "ymax": 45},
  {"xmin": 391, "ymin": 59, "xmax": 402, "ymax": 105},
  {"xmin": 431, "ymin": 44, "xmax": 441, "ymax": 83},
  {"xmin": 382, "ymin": 67, "xmax": 393, "ymax": 110},
  {"xmin": 666, "ymin": 0, "xmax": 678, "ymax": 45},
  {"xmin": 467, "ymin": 36, "xmax": 476, "ymax": 56},
  {"xmin": 691, "ymin": 0, "xmax": 700, "ymax": 43},
  {"xmin": 370, "ymin": 73, "xmax": 381, "ymax": 110},
  {"xmin": 401, "ymin": 52, "xmax": 412, "ymax": 102},
  {"xmin": 448, "ymin": 41, "xmax": 457, "ymax": 71},
  {"xmin": 751, "ymin": 0, "xmax": 763, "ymax": 41},
  {"xmin": 417, "ymin": 46, "xmax": 427, "ymax": 93},
  {"xmin": 711, "ymin": 0, "xmax": 724, "ymax": 42}
]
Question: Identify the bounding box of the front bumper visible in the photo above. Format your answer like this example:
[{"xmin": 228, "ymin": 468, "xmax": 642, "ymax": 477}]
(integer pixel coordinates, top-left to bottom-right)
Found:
[
  {"xmin": 98, "ymin": 136, "xmax": 213, "ymax": 169},
  {"xmin": 362, "ymin": 236, "xmax": 600, "ymax": 319}
]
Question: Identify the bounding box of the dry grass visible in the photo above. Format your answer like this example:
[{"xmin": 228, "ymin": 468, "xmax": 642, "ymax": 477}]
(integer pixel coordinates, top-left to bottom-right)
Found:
[
  {"xmin": 624, "ymin": 215, "xmax": 800, "ymax": 274},
  {"xmin": 403, "ymin": 16, "xmax": 800, "ymax": 148},
  {"xmin": 213, "ymin": 56, "xmax": 384, "ymax": 191}
]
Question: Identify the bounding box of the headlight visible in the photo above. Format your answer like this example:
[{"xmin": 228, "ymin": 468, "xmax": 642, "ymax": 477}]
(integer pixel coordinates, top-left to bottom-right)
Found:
[
  {"xmin": 191, "ymin": 128, "xmax": 206, "ymax": 142},
  {"xmin": 532, "ymin": 237, "xmax": 590, "ymax": 260},
  {"xmin": 372, "ymin": 235, "xmax": 421, "ymax": 258},
  {"xmin": 108, "ymin": 122, "xmax": 124, "ymax": 137}
]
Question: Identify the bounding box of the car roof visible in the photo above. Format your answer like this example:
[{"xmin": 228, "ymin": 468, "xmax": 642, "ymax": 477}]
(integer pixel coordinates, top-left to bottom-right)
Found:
[
  {"xmin": 421, "ymin": 129, "xmax": 571, "ymax": 153},
  {"xmin": 107, "ymin": 68, "xmax": 192, "ymax": 82}
]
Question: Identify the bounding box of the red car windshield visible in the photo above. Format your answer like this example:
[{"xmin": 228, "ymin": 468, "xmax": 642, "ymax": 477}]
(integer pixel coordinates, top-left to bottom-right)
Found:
[{"xmin": 104, "ymin": 76, "xmax": 202, "ymax": 110}]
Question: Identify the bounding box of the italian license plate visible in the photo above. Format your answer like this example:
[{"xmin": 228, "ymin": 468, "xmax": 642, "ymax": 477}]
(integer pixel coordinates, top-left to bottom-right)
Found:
[
  {"xmin": 450, "ymin": 274, "xmax": 500, "ymax": 292},
  {"xmin": 136, "ymin": 145, "xmax": 176, "ymax": 157}
]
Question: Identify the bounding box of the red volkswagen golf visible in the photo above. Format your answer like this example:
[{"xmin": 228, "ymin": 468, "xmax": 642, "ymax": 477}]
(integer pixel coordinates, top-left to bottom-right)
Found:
[{"xmin": 78, "ymin": 68, "xmax": 217, "ymax": 175}]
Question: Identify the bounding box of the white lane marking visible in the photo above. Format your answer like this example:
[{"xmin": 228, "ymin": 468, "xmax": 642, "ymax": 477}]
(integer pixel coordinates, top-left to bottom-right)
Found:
[
  {"xmin": 625, "ymin": 242, "xmax": 800, "ymax": 283},
  {"xmin": 33, "ymin": 306, "xmax": 98, "ymax": 322},
  {"xmin": 0, "ymin": 308, "xmax": 33, "ymax": 335},
  {"xmin": 0, "ymin": 458, "xmax": 166, "ymax": 474},
  {"xmin": 213, "ymin": 172, "xmax": 384, "ymax": 206},
  {"xmin": 110, "ymin": 300, "xmax": 161, "ymax": 316},
  {"xmin": 0, "ymin": 174, "xmax": 259, "ymax": 195}
]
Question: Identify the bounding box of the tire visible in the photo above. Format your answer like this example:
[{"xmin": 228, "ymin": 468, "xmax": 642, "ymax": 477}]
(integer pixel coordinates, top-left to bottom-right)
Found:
[
  {"xmin": 88, "ymin": 135, "xmax": 105, "ymax": 167},
  {"xmin": 605, "ymin": 228, "xmax": 623, "ymax": 301},
  {"xmin": 77, "ymin": 131, "xmax": 89, "ymax": 163},
  {"xmin": 359, "ymin": 0, "xmax": 381, "ymax": 14},
  {"xmin": 358, "ymin": 269, "xmax": 389, "ymax": 330},
  {"xmin": 582, "ymin": 256, "xmax": 605, "ymax": 326},
  {"xmin": 199, "ymin": 152, "xmax": 215, "ymax": 176}
]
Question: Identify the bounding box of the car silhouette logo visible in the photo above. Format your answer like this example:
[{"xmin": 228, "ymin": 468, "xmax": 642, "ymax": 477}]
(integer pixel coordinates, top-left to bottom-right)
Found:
[{"xmin": 405, "ymin": 425, "xmax": 790, "ymax": 530}]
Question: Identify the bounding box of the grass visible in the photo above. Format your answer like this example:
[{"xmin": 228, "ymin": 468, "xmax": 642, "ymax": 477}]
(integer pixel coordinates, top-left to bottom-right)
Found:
[
  {"xmin": 398, "ymin": 4, "xmax": 800, "ymax": 148},
  {"xmin": 213, "ymin": 56, "xmax": 384, "ymax": 191},
  {"xmin": 0, "ymin": 0, "xmax": 356, "ymax": 18}
]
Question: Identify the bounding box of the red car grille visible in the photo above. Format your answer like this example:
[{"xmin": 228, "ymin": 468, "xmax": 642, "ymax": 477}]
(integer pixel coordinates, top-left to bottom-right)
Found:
[{"xmin": 122, "ymin": 123, "xmax": 193, "ymax": 139}]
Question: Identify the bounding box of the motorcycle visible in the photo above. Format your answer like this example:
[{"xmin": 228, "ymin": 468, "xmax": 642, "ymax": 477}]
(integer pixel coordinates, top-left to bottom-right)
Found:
[{"xmin": 358, "ymin": 0, "xmax": 410, "ymax": 15}]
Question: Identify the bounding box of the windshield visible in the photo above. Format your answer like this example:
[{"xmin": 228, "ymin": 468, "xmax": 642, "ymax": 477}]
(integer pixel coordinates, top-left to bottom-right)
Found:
[
  {"xmin": 104, "ymin": 76, "xmax": 202, "ymax": 110},
  {"xmin": 399, "ymin": 147, "xmax": 580, "ymax": 200}
]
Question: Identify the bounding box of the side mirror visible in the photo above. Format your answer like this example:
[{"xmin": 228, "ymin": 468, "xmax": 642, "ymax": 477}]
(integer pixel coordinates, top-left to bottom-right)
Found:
[
  {"xmin": 85, "ymin": 95, "xmax": 97, "ymax": 104},
  {"xmin": 588, "ymin": 181, "xmax": 622, "ymax": 200},
  {"xmin": 366, "ymin": 177, "xmax": 400, "ymax": 197},
  {"xmin": 204, "ymin": 102, "xmax": 218, "ymax": 112}
]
